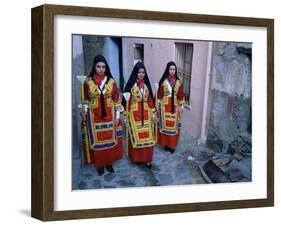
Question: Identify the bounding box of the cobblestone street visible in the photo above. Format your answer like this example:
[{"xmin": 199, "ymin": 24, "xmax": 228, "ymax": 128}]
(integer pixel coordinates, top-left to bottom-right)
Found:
[{"xmin": 73, "ymin": 130, "xmax": 251, "ymax": 190}]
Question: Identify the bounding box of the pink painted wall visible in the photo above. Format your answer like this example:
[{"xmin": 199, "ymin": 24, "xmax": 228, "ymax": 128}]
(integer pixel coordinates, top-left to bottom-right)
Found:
[
  {"xmin": 123, "ymin": 38, "xmax": 211, "ymax": 139},
  {"xmin": 182, "ymin": 41, "xmax": 210, "ymax": 138},
  {"xmin": 122, "ymin": 38, "xmax": 175, "ymax": 93}
]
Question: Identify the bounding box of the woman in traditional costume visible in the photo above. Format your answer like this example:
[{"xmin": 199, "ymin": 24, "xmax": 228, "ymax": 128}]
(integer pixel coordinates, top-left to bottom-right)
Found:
[
  {"xmin": 157, "ymin": 61, "xmax": 185, "ymax": 153},
  {"xmin": 122, "ymin": 62, "xmax": 156, "ymax": 168},
  {"xmin": 80, "ymin": 55, "xmax": 123, "ymax": 175}
]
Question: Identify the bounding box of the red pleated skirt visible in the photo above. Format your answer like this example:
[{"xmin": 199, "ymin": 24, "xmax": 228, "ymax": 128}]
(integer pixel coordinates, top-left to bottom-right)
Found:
[
  {"xmin": 157, "ymin": 128, "xmax": 181, "ymax": 149},
  {"xmin": 128, "ymin": 140, "xmax": 153, "ymax": 163},
  {"xmin": 83, "ymin": 132, "xmax": 123, "ymax": 169}
]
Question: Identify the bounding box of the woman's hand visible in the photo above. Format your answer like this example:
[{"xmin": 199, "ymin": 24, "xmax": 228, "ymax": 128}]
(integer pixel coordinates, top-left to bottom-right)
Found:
[
  {"xmin": 80, "ymin": 111, "xmax": 86, "ymax": 121},
  {"xmin": 116, "ymin": 111, "xmax": 121, "ymax": 126},
  {"xmin": 178, "ymin": 105, "xmax": 184, "ymax": 115},
  {"xmin": 121, "ymin": 112, "xmax": 127, "ymax": 124},
  {"xmin": 152, "ymin": 112, "xmax": 157, "ymax": 123},
  {"xmin": 115, "ymin": 118, "xmax": 121, "ymax": 126}
]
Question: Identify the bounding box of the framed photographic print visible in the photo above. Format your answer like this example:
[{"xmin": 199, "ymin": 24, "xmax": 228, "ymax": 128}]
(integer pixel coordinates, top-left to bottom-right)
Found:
[{"xmin": 31, "ymin": 4, "xmax": 274, "ymax": 221}]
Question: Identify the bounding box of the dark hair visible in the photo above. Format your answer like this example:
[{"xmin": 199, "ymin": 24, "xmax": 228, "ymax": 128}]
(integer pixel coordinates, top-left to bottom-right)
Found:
[
  {"xmin": 158, "ymin": 61, "xmax": 179, "ymax": 87},
  {"xmin": 122, "ymin": 61, "xmax": 154, "ymax": 107},
  {"xmin": 88, "ymin": 54, "xmax": 113, "ymax": 79},
  {"xmin": 88, "ymin": 55, "xmax": 114, "ymax": 118},
  {"xmin": 158, "ymin": 61, "xmax": 179, "ymax": 114}
]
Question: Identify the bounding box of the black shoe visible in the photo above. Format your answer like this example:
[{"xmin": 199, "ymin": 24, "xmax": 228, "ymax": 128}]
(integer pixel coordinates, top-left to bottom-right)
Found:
[
  {"xmin": 97, "ymin": 167, "xmax": 104, "ymax": 176},
  {"xmin": 169, "ymin": 148, "xmax": 175, "ymax": 154},
  {"xmin": 164, "ymin": 146, "xmax": 170, "ymax": 151},
  {"xmin": 145, "ymin": 163, "xmax": 152, "ymax": 169},
  {"xmin": 106, "ymin": 165, "xmax": 114, "ymax": 173}
]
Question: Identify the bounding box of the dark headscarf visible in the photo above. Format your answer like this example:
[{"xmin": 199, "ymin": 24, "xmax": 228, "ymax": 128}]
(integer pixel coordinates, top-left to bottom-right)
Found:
[
  {"xmin": 122, "ymin": 62, "xmax": 154, "ymax": 126},
  {"xmin": 88, "ymin": 55, "xmax": 113, "ymax": 118},
  {"xmin": 158, "ymin": 61, "xmax": 179, "ymax": 114},
  {"xmin": 88, "ymin": 54, "xmax": 113, "ymax": 79}
]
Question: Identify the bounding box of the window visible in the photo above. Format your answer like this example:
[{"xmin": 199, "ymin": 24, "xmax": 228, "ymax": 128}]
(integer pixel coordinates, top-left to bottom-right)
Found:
[
  {"xmin": 133, "ymin": 43, "xmax": 144, "ymax": 64},
  {"xmin": 175, "ymin": 43, "xmax": 193, "ymax": 105}
]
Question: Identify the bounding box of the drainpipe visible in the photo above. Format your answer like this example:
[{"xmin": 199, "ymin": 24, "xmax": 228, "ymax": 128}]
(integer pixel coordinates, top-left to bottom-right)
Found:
[{"xmin": 200, "ymin": 42, "xmax": 213, "ymax": 143}]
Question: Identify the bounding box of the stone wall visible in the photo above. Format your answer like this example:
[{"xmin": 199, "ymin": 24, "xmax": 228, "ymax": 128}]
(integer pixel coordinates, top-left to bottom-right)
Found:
[
  {"xmin": 206, "ymin": 43, "xmax": 252, "ymax": 154},
  {"xmin": 82, "ymin": 35, "xmax": 106, "ymax": 75},
  {"xmin": 72, "ymin": 35, "xmax": 85, "ymax": 189}
]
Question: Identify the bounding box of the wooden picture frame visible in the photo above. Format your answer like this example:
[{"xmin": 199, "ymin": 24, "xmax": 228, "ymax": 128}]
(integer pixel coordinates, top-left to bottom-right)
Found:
[{"xmin": 31, "ymin": 4, "xmax": 274, "ymax": 221}]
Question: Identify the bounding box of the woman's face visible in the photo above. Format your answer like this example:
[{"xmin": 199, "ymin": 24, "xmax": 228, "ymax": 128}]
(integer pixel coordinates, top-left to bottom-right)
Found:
[
  {"xmin": 169, "ymin": 65, "xmax": 176, "ymax": 76},
  {"xmin": 137, "ymin": 68, "xmax": 145, "ymax": 80},
  {"xmin": 95, "ymin": 62, "xmax": 106, "ymax": 75}
]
